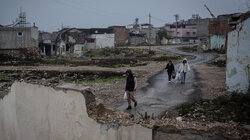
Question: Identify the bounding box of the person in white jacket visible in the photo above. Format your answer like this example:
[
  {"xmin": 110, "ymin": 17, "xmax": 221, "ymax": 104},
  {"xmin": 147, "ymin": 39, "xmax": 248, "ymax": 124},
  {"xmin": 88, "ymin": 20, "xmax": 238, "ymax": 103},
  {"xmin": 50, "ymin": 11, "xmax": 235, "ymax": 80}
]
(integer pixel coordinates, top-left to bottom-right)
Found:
[{"xmin": 178, "ymin": 58, "xmax": 190, "ymax": 84}]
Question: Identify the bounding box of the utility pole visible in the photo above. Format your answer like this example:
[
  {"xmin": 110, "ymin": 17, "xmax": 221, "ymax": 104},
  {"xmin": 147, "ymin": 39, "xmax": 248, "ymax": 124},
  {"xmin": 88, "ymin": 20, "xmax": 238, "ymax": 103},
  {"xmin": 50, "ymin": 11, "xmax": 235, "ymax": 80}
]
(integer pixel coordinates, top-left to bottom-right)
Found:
[
  {"xmin": 148, "ymin": 13, "xmax": 151, "ymax": 53},
  {"xmin": 174, "ymin": 14, "xmax": 179, "ymax": 43}
]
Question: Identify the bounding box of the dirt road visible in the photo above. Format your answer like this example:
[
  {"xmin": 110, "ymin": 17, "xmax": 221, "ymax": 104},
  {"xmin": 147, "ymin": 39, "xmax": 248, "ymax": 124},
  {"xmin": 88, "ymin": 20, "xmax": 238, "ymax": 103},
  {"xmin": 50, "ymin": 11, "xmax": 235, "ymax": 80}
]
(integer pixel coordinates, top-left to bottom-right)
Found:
[{"xmin": 117, "ymin": 45, "xmax": 218, "ymax": 118}]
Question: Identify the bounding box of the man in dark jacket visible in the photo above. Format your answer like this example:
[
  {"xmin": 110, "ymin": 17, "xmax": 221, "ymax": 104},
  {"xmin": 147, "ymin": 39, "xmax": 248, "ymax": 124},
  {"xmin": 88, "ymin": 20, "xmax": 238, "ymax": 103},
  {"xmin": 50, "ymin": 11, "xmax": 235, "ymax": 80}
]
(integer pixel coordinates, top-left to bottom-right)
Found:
[
  {"xmin": 165, "ymin": 60, "xmax": 175, "ymax": 81},
  {"xmin": 125, "ymin": 69, "xmax": 137, "ymax": 110}
]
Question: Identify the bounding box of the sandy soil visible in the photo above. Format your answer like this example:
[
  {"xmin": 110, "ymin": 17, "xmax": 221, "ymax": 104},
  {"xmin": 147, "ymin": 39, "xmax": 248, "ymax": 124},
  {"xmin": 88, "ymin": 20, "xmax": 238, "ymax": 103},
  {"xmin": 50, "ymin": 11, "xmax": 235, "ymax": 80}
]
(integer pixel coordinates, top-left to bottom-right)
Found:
[{"xmin": 195, "ymin": 54, "xmax": 226, "ymax": 99}]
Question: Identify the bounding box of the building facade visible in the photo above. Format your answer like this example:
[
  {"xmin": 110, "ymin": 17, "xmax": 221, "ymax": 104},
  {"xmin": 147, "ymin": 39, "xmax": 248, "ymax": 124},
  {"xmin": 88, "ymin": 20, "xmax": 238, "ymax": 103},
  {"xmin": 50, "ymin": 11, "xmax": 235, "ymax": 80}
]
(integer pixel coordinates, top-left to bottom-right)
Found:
[
  {"xmin": 0, "ymin": 27, "xmax": 39, "ymax": 54},
  {"xmin": 109, "ymin": 26, "xmax": 129, "ymax": 47}
]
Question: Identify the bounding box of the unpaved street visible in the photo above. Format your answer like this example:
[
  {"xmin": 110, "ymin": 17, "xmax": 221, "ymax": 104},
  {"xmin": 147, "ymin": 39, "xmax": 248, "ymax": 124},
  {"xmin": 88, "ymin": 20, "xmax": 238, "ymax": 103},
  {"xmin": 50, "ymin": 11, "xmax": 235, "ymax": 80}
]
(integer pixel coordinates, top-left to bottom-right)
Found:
[{"xmin": 118, "ymin": 45, "xmax": 218, "ymax": 117}]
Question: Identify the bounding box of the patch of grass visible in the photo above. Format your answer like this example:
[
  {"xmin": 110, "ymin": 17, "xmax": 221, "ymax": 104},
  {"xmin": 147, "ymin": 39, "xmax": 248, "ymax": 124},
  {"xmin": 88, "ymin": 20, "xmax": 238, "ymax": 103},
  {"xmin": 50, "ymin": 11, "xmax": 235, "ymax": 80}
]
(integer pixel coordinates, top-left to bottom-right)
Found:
[
  {"xmin": 177, "ymin": 102, "xmax": 194, "ymax": 115},
  {"xmin": 204, "ymin": 49, "xmax": 226, "ymax": 54},
  {"xmin": 176, "ymin": 93, "xmax": 250, "ymax": 123},
  {"xmin": 0, "ymin": 74, "xmax": 7, "ymax": 80},
  {"xmin": 85, "ymin": 47, "xmax": 123, "ymax": 57},
  {"xmin": 152, "ymin": 55, "xmax": 182, "ymax": 62},
  {"xmin": 133, "ymin": 71, "xmax": 143, "ymax": 78},
  {"xmin": 177, "ymin": 45, "xmax": 198, "ymax": 53},
  {"xmin": 84, "ymin": 47, "xmax": 156, "ymax": 58},
  {"xmin": 64, "ymin": 76, "xmax": 124, "ymax": 84},
  {"xmin": 208, "ymin": 60, "xmax": 226, "ymax": 67}
]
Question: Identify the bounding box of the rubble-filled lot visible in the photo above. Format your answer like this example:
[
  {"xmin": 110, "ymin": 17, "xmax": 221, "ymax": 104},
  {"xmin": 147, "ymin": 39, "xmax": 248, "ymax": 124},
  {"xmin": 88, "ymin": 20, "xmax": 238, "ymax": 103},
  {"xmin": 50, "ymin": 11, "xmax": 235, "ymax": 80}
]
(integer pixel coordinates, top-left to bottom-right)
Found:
[
  {"xmin": 0, "ymin": 70, "xmax": 124, "ymax": 99},
  {"xmin": 0, "ymin": 47, "xmax": 182, "ymax": 68},
  {"xmin": 1, "ymin": 46, "xmax": 249, "ymax": 139}
]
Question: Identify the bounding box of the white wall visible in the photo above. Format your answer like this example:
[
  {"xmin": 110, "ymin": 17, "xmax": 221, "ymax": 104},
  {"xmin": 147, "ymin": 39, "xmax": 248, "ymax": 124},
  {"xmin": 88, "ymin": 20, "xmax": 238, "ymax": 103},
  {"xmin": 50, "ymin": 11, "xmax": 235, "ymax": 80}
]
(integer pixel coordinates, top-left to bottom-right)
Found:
[
  {"xmin": 226, "ymin": 17, "xmax": 250, "ymax": 93},
  {"xmin": 210, "ymin": 35, "xmax": 226, "ymax": 50},
  {"xmin": 0, "ymin": 82, "xmax": 152, "ymax": 140},
  {"xmin": 74, "ymin": 44, "xmax": 84, "ymax": 57},
  {"xmin": 90, "ymin": 34, "xmax": 114, "ymax": 48},
  {"xmin": 56, "ymin": 41, "xmax": 66, "ymax": 56}
]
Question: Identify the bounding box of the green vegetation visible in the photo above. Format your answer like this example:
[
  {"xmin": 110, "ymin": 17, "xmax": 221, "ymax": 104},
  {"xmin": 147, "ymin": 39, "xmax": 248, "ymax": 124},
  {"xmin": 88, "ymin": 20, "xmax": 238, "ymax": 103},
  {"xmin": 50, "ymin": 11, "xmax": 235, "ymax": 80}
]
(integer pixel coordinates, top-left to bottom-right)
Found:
[
  {"xmin": 0, "ymin": 74, "xmax": 7, "ymax": 80},
  {"xmin": 204, "ymin": 49, "xmax": 226, "ymax": 54},
  {"xmin": 64, "ymin": 76, "xmax": 125, "ymax": 84},
  {"xmin": 151, "ymin": 55, "xmax": 183, "ymax": 63},
  {"xmin": 84, "ymin": 47, "xmax": 154, "ymax": 58},
  {"xmin": 177, "ymin": 93, "xmax": 250, "ymax": 123},
  {"xmin": 64, "ymin": 71, "xmax": 143, "ymax": 84},
  {"xmin": 85, "ymin": 47, "xmax": 121, "ymax": 57},
  {"xmin": 208, "ymin": 59, "xmax": 226, "ymax": 67},
  {"xmin": 177, "ymin": 45, "xmax": 198, "ymax": 53}
]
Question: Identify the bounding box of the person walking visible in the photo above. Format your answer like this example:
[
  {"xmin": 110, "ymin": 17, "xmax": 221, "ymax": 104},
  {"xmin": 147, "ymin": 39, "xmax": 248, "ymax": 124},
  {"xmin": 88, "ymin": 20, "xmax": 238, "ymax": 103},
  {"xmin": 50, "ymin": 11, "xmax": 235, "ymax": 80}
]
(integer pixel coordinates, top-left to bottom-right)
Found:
[
  {"xmin": 165, "ymin": 60, "xmax": 175, "ymax": 82},
  {"xmin": 125, "ymin": 69, "xmax": 137, "ymax": 110},
  {"xmin": 178, "ymin": 58, "xmax": 190, "ymax": 84}
]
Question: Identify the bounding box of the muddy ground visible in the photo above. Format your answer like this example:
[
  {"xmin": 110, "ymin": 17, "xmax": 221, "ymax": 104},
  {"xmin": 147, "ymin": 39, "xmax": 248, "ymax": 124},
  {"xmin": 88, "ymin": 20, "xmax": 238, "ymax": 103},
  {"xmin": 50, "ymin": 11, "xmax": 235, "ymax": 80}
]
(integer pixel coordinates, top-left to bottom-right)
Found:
[
  {"xmin": 0, "ymin": 46, "xmax": 182, "ymax": 108},
  {"xmin": 0, "ymin": 46, "xmax": 249, "ymax": 139}
]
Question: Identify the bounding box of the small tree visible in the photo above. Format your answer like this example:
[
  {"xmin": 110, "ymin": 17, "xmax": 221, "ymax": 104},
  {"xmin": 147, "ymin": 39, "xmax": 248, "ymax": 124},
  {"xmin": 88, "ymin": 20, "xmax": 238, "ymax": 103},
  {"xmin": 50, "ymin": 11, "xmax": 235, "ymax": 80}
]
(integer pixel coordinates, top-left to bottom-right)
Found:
[{"xmin": 158, "ymin": 28, "xmax": 169, "ymax": 40}]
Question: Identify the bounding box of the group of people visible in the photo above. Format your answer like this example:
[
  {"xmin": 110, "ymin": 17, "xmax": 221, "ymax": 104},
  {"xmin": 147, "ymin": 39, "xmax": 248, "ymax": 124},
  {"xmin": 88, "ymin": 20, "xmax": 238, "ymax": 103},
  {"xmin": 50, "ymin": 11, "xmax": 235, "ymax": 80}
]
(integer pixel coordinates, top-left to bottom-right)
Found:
[
  {"xmin": 165, "ymin": 58, "xmax": 191, "ymax": 83},
  {"xmin": 124, "ymin": 58, "xmax": 190, "ymax": 110}
]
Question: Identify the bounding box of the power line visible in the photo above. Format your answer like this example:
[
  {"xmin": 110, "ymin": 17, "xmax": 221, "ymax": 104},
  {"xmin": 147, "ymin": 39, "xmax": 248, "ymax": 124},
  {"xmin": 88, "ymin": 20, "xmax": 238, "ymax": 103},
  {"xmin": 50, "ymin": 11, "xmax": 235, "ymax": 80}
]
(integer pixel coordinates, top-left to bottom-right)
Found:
[
  {"xmin": 151, "ymin": 16, "xmax": 168, "ymax": 23},
  {"xmin": 68, "ymin": 0, "xmax": 129, "ymax": 18},
  {"xmin": 51, "ymin": 0, "xmax": 135, "ymax": 22}
]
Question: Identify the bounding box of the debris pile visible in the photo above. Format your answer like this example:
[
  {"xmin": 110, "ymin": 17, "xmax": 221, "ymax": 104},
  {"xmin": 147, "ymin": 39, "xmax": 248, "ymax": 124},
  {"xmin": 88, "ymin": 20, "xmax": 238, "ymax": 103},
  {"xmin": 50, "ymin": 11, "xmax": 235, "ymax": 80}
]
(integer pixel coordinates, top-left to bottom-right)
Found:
[{"xmin": 0, "ymin": 70, "xmax": 124, "ymax": 99}]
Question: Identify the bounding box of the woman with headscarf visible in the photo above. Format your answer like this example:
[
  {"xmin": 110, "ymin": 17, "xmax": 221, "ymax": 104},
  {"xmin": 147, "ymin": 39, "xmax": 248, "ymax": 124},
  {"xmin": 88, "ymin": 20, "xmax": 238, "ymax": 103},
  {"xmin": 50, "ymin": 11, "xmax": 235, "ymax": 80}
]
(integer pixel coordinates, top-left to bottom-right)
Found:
[
  {"xmin": 165, "ymin": 60, "xmax": 175, "ymax": 82},
  {"xmin": 125, "ymin": 69, "xmax": 137, "ymax": 110},
  {"xmin": 178, "ymin": 58, "xmax": 190, "ymax": 84}
]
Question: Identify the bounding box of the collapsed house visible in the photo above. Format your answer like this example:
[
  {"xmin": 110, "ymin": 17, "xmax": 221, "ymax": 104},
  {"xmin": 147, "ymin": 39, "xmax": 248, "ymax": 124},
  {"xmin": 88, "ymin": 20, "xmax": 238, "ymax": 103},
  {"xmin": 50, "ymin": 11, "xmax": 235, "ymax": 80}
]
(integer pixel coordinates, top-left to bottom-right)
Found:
[
  {"xmin": 226, "ymin": 11, "xmax": 250, "ymax": 94},
  {"xmin": 196, "ymin": 13, "xmax": 241, "ymax": 51},
  {"xmin": 127, "ymin": 19, "xmax": 159, "ymax": 46},
  {"xmin": 39, "ymin": 28, "xmax": 116, "ymax": 57}
]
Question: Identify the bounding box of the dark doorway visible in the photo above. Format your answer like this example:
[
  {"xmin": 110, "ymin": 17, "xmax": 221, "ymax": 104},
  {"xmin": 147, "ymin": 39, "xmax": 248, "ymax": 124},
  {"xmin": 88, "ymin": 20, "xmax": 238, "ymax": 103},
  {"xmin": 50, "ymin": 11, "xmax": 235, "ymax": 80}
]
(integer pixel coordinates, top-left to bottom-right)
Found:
[{"xmin": 45, "ymin": 45, "xmax": 51, "ymax": 56}]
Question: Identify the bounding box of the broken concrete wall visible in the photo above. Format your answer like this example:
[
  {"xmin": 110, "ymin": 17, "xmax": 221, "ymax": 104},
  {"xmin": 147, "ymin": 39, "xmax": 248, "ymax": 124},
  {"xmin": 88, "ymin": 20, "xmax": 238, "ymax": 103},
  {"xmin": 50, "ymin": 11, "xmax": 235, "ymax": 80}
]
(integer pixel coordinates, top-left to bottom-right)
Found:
[
  {"xmin": 197, "ymin": 19, "xmax": 210, "ymax": 51},
  {"xmin": 90, "ymin": 34, "xmax": 115, "ymax": 48},
  {"xmin": 210, "ymin": 35, "xmax": 226, "ymax": 50},
  {"xmin": 226, "ymin": 17, "xmax": 250, "ymax": 94},
  {"xmin": 129, "ymin": 36, "xmax": 147, "ymax": 46},
  {"xmin": 0, "ymin": 82, "xmax": 152, "ymax": 140}
]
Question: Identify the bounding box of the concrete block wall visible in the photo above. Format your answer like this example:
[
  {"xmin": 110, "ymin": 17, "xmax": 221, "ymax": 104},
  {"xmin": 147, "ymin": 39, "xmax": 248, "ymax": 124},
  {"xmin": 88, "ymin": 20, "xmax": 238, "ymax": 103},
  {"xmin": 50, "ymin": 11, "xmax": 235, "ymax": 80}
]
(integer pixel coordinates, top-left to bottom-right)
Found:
[
  {"xmin": 90, "ymin": 34, "xmax": 115, "ymax": 48},
  {"xmin": 0, "ymin": 27, "xmax": 38, "ymax": 50},
  {"xmin": 226, "ymin": 17, "xmax": 250, "ymax": 93}
]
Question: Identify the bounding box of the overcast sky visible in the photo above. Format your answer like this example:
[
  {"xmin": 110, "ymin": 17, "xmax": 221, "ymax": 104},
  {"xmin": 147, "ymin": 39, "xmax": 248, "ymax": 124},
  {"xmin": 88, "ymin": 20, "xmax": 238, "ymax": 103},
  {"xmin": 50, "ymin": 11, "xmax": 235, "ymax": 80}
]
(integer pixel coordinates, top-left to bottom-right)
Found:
[{"xmin": 0, "ymin": 0, "xmax": 249, "ymax": 32}]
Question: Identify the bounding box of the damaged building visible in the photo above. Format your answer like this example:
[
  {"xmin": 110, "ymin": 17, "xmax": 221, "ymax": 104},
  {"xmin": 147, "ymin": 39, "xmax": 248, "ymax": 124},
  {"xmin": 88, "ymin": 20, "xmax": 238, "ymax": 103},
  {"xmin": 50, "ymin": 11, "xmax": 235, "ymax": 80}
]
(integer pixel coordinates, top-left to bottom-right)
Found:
[
  {"xmin": 226, "ymin": 11, "xmax": 250, "ymax": 94},
  {"xmin": 197, "ymin": 13, "xmax": 238, "ymax": 51},
  {"xmin": 39, "ymin": 28, "xmax": 115, "ymax": 57},
  {"xmin": 0, "ymin": 11, "xmax": 39, "ymax": 54},
  {"xmin": 127, "ymin": 18, "xmax": 159, "ymax": 46},
  {"xmin": 164, "ymin": 14, "xmax": 200, "ymax": 44},
  {"xmin": 82, "ymin": 28, "xmax": 115, "ymax": 49},
  {"xmin": 109, "ymin": 26, "xmax": 129, "ymax": 47}
]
